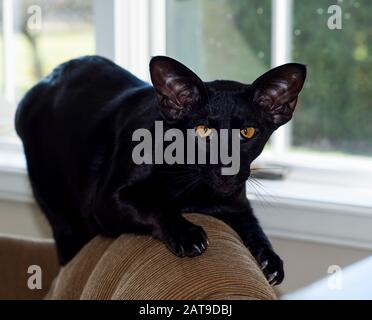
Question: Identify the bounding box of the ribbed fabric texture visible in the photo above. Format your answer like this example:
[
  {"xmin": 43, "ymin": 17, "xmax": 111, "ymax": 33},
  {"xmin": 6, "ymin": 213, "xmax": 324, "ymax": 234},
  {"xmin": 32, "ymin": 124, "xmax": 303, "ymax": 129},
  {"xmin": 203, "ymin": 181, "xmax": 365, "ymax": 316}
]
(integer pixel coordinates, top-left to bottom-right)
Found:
[
  {"xmin": 0, "ymin": 235, "xmax": 59, "ymax": 300},
  {"xmin": 48, "ymin": 214, "xmax": 277, "ymax": 300}
]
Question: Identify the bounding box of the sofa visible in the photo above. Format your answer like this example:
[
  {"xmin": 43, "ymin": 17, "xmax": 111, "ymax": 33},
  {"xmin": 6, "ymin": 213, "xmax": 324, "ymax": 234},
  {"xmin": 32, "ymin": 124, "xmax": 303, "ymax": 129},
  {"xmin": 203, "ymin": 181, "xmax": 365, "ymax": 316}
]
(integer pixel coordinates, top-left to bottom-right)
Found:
[{"xmin": 0, "ymin": 214, "xmax": 276, "ymax": 300}]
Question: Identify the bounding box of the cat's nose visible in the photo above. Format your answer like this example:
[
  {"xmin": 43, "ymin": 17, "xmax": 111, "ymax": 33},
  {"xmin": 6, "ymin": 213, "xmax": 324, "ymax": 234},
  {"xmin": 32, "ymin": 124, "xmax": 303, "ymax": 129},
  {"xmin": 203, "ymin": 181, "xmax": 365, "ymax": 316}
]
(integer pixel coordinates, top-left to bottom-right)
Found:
[
  {"xmin": 213, "ymin": 170, "xmax": 235, "ymax": 183},
  {"xmin": 220, "ymin": 175, "xmax": 236, "ymax": 185}
]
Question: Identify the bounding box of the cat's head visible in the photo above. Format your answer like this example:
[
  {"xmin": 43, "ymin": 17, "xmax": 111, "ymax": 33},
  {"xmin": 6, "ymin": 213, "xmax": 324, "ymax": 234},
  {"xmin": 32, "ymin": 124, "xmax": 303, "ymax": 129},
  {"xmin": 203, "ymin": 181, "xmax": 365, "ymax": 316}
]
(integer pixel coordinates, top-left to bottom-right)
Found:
[{"xmin": 150, "ymin": 56, "xmax": 306, "ymax": 197}]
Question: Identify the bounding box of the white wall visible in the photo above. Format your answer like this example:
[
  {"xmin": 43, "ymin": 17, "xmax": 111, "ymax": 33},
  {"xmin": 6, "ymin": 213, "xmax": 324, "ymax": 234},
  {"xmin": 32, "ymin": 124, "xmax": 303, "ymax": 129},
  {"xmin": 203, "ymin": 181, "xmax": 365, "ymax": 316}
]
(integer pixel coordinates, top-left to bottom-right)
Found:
[
  {"xmin": 271, "ymin": 237, "xmax": 371, "ymax": 294},
  {"xmin": 0, "ymin": 199, "xmax": 52, "ymax": 238},
  {"xmin": 0, "ymin": 199, "xmax": 370, "ymax": 295}
]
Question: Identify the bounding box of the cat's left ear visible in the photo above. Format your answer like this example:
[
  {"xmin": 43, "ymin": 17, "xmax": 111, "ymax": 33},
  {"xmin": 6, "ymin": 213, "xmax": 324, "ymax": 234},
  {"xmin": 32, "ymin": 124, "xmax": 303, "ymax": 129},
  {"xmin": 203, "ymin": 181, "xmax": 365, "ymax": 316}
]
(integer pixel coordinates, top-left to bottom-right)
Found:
[
  {"xmin": 150, "ymin": 56, "xmax": 206, "ymax": 122},
  {"xmin": 251, "ymin": 63, "xmax": 307, "ymax": 127}
]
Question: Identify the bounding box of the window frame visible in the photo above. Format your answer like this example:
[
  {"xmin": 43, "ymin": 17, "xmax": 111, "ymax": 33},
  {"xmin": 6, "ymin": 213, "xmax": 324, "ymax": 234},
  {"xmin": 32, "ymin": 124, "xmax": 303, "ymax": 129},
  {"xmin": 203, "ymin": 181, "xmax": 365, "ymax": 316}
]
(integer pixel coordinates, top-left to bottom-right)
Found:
[
  {"xmin": 2, "ymin": 0, "xmax": 16, "ymax": 104},
  {"xmin": 1, "ymin": 0, "xmax": 371, "ymax": 173},
  {"xmin": 0, "ymin": 0, "xmax": 372, "ymax": 248},
  {"xmin": 94, "ymin": 0, "xmax": 166, "ymax": 81},
  {"xmin": 88, "ymin": 0, "xmax": 372, "ymax": 250},
  {"xmin": 111, "ymin": 0, "xmax": 372, "ymax": 184}
]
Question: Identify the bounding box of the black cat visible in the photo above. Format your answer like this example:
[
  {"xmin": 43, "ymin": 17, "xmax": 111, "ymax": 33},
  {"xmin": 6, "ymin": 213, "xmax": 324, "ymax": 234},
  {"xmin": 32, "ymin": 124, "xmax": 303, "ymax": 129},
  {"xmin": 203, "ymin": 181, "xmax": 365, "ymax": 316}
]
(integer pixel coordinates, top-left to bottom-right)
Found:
[{"xmin": 16, "ymin": 56, "xmax": 306, "ymax": 285}]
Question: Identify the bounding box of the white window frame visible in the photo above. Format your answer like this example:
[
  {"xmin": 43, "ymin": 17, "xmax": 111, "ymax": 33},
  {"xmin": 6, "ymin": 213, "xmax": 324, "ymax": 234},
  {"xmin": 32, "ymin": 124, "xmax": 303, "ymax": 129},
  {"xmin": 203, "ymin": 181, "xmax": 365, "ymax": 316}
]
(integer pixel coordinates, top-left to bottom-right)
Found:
[
  {"xmin": 3, "ymin": 0, "xmax": 16, "ymax": 104},
  {"xmin": 76, "ymin": 0, "xmax": 372, "ymax": 250},
  {"xmin": 271, "ymin": 0, "xmax": 293, "ymax": 154},
  {"xmin": 1, "ymin": 0, "xmax": 372, "ymax": 249},
  {"xmin": 94, "ymin": 0, "xmax": 166, "ymax": 81}
]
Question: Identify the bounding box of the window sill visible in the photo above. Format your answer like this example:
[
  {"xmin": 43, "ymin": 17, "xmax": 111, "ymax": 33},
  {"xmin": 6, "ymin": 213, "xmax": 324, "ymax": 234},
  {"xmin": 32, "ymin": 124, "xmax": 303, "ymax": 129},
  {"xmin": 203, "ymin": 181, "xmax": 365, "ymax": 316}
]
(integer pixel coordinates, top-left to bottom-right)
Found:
[
  {"xmin": 248, "ymin": 179, "xmax": 372, "ymax": 251},
  {"xmin": 1, "ymin": 145, "xmax": 372, "ymax": 251},
  {"xmin": 250, "ymin": 150, "xmax": 372, "ymax": 250}
]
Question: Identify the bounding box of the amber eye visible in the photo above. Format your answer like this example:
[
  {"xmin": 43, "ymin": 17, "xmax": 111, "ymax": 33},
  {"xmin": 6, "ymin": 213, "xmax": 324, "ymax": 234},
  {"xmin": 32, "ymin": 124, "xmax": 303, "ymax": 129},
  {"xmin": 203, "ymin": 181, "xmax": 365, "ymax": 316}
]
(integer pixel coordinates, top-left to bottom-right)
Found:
[
  {"xmin": 195, "ymin": 125, "xmax": 213, "ymax": 138},
  {"xmin": 240, "ymin": 127, "xmax": 256, "ymax": 139}
]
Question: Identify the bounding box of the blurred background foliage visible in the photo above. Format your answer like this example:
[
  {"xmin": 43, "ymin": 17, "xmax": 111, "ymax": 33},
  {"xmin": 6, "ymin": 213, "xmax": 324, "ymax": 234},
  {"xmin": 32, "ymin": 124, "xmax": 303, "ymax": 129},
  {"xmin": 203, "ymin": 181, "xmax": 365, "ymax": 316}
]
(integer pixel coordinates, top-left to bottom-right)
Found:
[
  {"xmin": 0, "ymin": 0, "xmax": 94, "ymax": 136},
  {"xmin": 231, "ymin": 0, "xmax": 372, "ymax": 155},
  {"xmin": 3, "ymin": 0, "xmax": 95, "ymax": 99},
  {"xmin": 2, "ymin": 0, "xmax": 371, "ymax": 156},
  {"xmin": 169, "ymin": 0, "xmax": 372, "ymax": 156}
]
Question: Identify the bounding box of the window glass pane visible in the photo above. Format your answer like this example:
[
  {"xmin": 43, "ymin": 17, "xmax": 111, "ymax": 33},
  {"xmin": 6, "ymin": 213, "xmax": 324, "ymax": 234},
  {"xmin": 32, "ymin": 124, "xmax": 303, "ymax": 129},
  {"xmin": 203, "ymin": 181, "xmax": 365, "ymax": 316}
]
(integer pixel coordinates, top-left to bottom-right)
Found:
[
  {"xmin": 0, "ymin": 1, "xmax": 3, "ymax": 90},
  {"xmin": 0, "ymin": 0, "xmax": 6, "ymax": 137},
  {"xmin": 0, "ymin": 0, "xmax": 95, "ymax": 138},
  {"xmin": 166, "ymin": 0, "xmax": 271, "ymax": 83},
  {"xmin": 15, "ymin": 0, "xmax": 95, "ymax": 99},
  {"xmin": 292, "ymin": 0, "xmax": 372, "ymax": 156}
]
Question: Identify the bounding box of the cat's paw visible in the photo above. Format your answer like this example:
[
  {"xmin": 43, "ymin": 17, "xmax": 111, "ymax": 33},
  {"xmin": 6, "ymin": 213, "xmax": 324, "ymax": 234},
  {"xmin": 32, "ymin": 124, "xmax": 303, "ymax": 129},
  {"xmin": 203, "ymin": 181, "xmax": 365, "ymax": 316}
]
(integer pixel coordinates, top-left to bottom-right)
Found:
[
  {"xmin": 254, "ymin": 248, "xmax": 284, "ymax": 286},
  {"xmin": 164, "ymin": 224, "xmax": 209, "ymax": 258}
]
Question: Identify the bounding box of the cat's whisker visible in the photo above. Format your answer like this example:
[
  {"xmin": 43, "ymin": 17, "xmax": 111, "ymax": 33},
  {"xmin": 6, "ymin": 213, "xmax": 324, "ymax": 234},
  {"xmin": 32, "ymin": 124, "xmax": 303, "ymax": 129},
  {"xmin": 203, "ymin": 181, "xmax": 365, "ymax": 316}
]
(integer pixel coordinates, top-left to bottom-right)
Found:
[
  {"xmin": 247, "ymin": 179, "xmax": 272, "ymax": 208},
  {"xmin": 248, "ymin": 178, "xmax": 277, "ymax": 209},
  {"xmin": 251, "ymin": 178, "xmax": 278, "ymax": 204}
]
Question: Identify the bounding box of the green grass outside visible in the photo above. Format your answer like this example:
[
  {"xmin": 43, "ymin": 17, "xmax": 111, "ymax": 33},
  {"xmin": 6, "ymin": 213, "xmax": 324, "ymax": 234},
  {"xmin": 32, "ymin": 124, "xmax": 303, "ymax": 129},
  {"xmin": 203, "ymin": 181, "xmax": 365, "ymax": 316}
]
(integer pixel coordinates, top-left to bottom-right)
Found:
[
  {"xmin": 15, "ymin": 30, "xmax": 95, "ymax": 96},
  {"xmin": 0, "ymin": 30, "xmax": 94, "ymax": 136}
]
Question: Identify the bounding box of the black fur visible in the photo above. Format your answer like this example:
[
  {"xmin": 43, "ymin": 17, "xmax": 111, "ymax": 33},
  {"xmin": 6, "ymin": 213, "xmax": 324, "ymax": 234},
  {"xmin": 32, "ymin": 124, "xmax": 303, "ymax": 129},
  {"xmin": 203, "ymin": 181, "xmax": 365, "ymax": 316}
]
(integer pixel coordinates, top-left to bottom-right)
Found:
[{"xmin": 15, "ymin": 55, "xmax": 306, "ymax": 285}]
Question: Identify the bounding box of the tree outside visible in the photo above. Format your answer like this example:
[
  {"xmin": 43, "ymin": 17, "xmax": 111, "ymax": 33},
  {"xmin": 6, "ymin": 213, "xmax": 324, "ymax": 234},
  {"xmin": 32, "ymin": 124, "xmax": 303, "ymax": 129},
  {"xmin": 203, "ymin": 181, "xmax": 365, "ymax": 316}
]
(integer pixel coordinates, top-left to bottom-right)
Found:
[
  {"xmin": 169, "ymin": 0, "xmax": 372, "ymax": 156},
  {"xmin": 3, "ymin": 0, "xmax": 371, "ymax": 157},
  {"xmin": 12, "ymin": 0, "xmax": 95, "ymax": 98}
]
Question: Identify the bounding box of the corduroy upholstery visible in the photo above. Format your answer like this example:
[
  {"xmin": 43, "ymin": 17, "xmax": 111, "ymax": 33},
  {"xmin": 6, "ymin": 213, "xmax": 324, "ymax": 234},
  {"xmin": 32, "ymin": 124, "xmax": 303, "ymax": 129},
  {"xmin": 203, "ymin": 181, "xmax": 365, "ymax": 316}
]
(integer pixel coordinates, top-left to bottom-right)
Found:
[
  {"xmin": 1, "ymin": 214, "xmax": 277, "ymax": 300},
  {"xmin": 0, "ymin": 235, "xmax": 59, "ymax": 300}
]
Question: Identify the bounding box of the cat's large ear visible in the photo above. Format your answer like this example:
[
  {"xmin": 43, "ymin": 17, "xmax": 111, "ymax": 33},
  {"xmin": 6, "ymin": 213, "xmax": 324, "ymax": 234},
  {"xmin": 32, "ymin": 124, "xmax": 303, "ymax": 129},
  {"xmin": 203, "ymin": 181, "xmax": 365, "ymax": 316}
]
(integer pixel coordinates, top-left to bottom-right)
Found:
[
  {"xmin": 150, "ymin": 56, "xmax": 205, "ymax": 122},
  {"xmin": 251, "ymin": 63, "xmax": 307, "ymax": 127}
]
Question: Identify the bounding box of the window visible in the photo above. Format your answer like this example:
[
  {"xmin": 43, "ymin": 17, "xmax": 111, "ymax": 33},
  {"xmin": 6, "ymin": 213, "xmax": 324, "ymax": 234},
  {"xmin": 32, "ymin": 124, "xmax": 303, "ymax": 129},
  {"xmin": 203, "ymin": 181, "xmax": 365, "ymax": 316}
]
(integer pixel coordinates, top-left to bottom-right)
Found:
[
  {"xmin": 165, "ymin": 0, "xmax": 372, "ymax": 172},
  {"xmin": 0, "ymin": 0, "xmax": 371, "ymax": 249},
  {"xmin": 1, "ymin": 0, "xmax": 372, "ymax": 181},
  {"xmin": 292, "ymin": 0, "xmax": 372, "ymax": 157},
  {"xmin": 0, "ymin": 0, "xmax": 95, "ymax": 138},
  {"xmin": 162, "ymin": 0, "xmax": 372, "ymax": 212},
  {"xmin": 166, "ymin": 0, "xmax": 271, "ymax": 84}
]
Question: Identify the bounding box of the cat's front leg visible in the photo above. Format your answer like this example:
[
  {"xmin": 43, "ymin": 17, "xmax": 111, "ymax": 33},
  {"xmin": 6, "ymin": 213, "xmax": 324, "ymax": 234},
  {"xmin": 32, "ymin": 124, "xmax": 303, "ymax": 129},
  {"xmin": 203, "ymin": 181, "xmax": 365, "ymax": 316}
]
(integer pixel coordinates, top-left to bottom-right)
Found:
[
  {"xmin": 240, "ymin": 219, "xmax": 284, "ymax": 286},
  {"xmin": 205, "ymin": 197, "xmax": 284, "ymax": 285},
  {"xmin": 227, "ymin": 209, "xmax": 284, "ymax": 286},
  {"xmin": 156, "ymin": 215, "xmax": 209, "ymax": 258},
  {"xmin": 92, "ymin": 191, "xmax": 209, "ymax": 258}
]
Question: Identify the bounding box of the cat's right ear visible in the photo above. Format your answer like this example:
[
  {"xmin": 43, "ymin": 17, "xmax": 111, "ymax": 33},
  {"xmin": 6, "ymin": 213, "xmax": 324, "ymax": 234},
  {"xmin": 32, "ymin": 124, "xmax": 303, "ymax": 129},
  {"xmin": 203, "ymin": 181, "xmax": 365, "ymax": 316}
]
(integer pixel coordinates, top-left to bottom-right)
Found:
[
  {"xmin": 150, "ymin": 56, "xmax": 205, "ymax": 122},
  {"xmin": 251, "ymin": 63, "xmax": 307, "ymax": 127}
]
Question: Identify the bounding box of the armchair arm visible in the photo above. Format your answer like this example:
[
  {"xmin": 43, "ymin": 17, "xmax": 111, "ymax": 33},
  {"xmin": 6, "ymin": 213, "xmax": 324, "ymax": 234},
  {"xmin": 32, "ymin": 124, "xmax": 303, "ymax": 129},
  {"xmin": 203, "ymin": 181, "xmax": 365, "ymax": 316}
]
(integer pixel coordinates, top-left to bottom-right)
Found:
[
  {"xmin": 0, "ymin": 234, "xmax": 60, "ymax": 300},
  {"xmin": 48, "ymin": 214, "xmax": 277, "ymax": 300}
]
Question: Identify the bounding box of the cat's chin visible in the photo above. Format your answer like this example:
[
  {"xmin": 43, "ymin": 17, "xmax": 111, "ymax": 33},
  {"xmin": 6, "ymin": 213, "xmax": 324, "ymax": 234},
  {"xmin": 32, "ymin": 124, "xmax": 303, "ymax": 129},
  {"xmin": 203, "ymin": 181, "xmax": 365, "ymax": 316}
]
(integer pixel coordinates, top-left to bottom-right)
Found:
[{"xmin": 214, "ymin": 190, "xmax": 237, "ymax": 197}]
